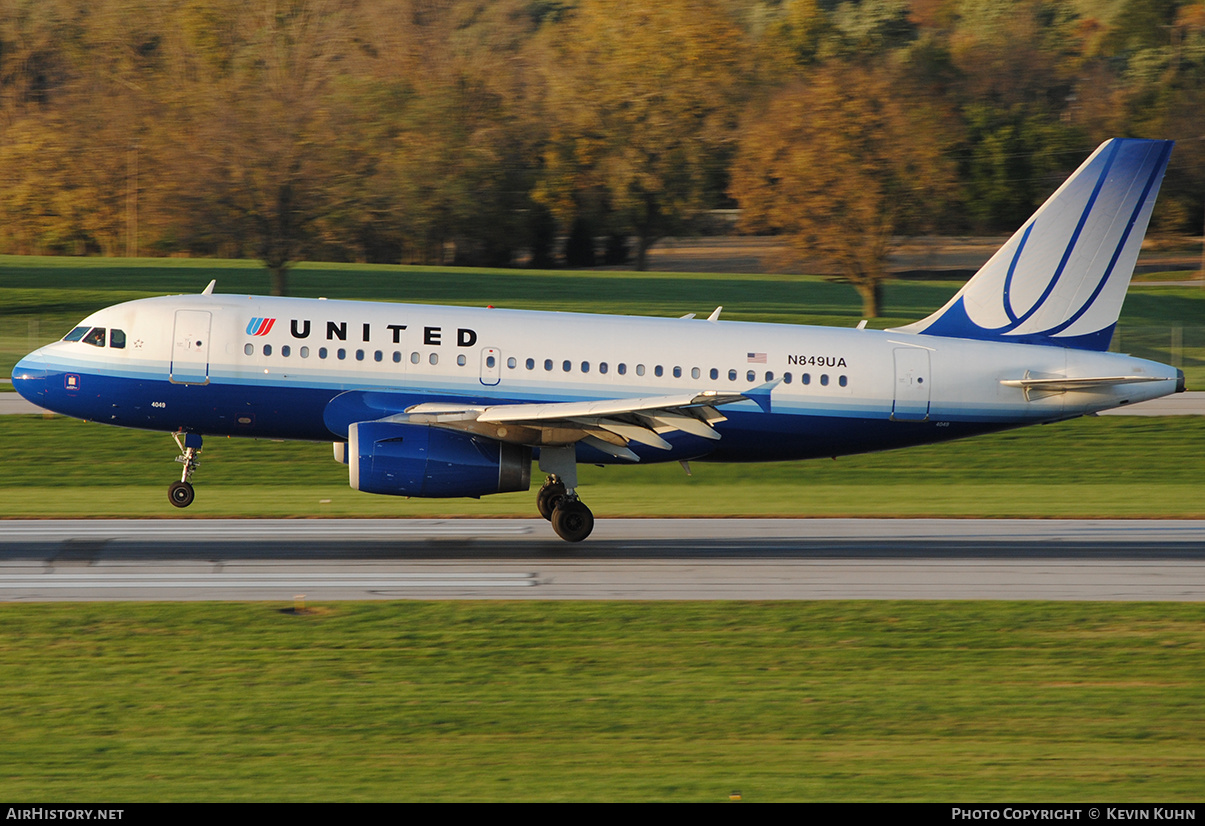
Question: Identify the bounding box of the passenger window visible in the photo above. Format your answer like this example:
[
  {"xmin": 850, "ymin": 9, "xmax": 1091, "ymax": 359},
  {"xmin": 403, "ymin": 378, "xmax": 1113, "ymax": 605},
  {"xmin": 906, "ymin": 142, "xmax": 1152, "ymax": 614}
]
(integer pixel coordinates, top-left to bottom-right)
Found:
[
  {"xmin": 839, "ymin": 375, "xmax": 848, "ymax": 387},
  {"xmin": 429, "ymin": 353, "xmax": 438, "ymax": 365},
  {"xmin": 83, "ymin": 327, "xmax": 106, "ymax": 347},
  {"xmin": 563, "ymin": 360, "xmax": 571, "ymax": 372},
  {"xmin": 765, "ymin": 372, "xmax": 773, "ymax": 382},
  {"xmin": 109, "ymin": 329, "xmax": 126, "ymax": 349},
  {"xmin": 374, "ymin": 350, "xmax": 383, "ymax": 362},
  {"xmin": 282, "ymin": 345, "xmax": 291, "ymax": 357},
  {"xmin": 728, "ymin": 369, "xmax": 737, "ymax": 381},
  {"xmin": 457, "ymin": 355, "xmax": 466, "ymax": 366},
  {"xmin": 802, "ymin": 373, "xmax": 811, "ymax": 385},
  {"xmin": 747, "ymin": 370, "xmax": 755, "ymax": 382},
  {"xmin": 394, "ymin": 352, "xmax": 402, "ymax": 363},
  {"xmin": 263, "ymin": 344, "xmax": 272, "ymax": 356},
  {"xmin": 672, "ymin": 366, "xmax": 682, "ymax": 378},
  {"xmin": 526, "ymin": 358, "xmax": 535, "ymax": 370},
  {"xmin": 319, "ymin": 348, "xmax": 328, "ymax": 359},
  {"xmin": 600, "ymin": 362, "xmax": 608, "ymax": 374},
  {"xmin": 691, "ymin": 367, "xmax": 700, "ymax": 379},
  {"xmin": 507, "ymin": 357, "xmax": 517, "ymax": 369},
  {"xmin": 654, "ymin": 366, "xmax": 664, "ymax": 377},
  {"xmin": 783, "ymin": 372, "xmax": 792, "ymax": 384},
  {"xmin": 337, "ymin": 348, "xmax": 346, "ymax": 360},
  {"xmin": 581, "ymin": 361, "xmax": 590, "ymax": 373},
  {"xmin": 710, "ymin": 368, "xmax": 718, "ymax": 380},
  {"xmin": 545, "ymin": 359, "xmax": 553, "ymax": 371},
  {"xmin": 244, "ymin": 343, "xmax": 253, "ymax": 356},
  {"xmin": 411, "ymin": 352, "xmax": 420, "ymax": 364},
  {"xmin": 618, "ymin": 363, "xmax": 627, "ymax": 375},
  {"xmin": 820, "ymin": 374, "xmax": 829, "ymax": 386},
  {"xmin": 355, "ymin": 349, "xmax": 365, "ymax": 361},
  {"xmin": 301, "ymin": 346, "xmax": 310, "ymax": 358},
  {"xmin": 636, "ymin": 364, "xmax": 645, "ymax": 376},
  {"xmin": 487, "ymin": 355, "xmax": 496, "ymax": 368},
  {"xmin": 63, "ymin": 326, "xmax": 90, "ymax": 342}
]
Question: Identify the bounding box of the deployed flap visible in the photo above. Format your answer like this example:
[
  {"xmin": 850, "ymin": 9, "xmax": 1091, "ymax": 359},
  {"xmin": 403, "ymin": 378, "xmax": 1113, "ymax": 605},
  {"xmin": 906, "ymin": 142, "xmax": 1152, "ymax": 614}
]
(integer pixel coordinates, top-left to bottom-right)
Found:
[{"xmin": 324, "ymin": 388, "xmax": 770, "ymax": 453}]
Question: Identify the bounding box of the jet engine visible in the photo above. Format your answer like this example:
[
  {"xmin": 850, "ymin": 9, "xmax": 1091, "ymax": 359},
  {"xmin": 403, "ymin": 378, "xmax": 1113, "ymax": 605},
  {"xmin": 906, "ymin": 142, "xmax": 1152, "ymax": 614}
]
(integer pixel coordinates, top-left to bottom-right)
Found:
[{"xmin": 348, "ymin": 421, "xmax": 531, "ymax": 498}]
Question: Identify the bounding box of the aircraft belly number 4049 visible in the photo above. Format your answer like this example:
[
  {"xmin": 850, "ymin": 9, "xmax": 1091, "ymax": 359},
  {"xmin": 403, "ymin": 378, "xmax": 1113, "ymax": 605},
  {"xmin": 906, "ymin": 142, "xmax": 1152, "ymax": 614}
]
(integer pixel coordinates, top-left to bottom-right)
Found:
[{"xmin": 11, "ymin": 139, "xmax": 1185, "ymax": 541}]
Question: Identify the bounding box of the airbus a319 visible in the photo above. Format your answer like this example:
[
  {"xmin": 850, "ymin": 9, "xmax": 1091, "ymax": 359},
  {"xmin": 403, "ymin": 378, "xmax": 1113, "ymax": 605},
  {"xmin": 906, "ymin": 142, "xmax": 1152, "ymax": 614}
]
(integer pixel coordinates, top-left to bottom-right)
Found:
[{"xmin": 11, "ymin": 139, "xmax": 1183, "ymax": 541}]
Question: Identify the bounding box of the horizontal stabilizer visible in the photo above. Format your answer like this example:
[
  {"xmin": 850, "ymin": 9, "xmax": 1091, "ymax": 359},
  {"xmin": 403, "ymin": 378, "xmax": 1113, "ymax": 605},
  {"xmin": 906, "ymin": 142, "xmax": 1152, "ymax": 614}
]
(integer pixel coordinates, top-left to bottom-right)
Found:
[{"xmin": 1001, "ymin": 373, "xmax": 1170, "ymax": 401}]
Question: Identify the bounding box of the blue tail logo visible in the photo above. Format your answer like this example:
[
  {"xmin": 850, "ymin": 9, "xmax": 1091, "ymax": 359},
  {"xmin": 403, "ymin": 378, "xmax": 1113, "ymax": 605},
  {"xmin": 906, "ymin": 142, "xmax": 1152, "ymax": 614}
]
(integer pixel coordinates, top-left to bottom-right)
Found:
[{"xmin": 894, "ymin": 139, "xmax": 1173, "ymax": 351}]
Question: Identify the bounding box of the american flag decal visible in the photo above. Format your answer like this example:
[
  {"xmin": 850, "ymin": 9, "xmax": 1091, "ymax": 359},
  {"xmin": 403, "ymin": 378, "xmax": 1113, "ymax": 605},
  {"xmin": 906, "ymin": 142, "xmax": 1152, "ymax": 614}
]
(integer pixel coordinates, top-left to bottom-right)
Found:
[{"xmin": 747, "ymin": 352, "xmax": 766, "ymax": 364}]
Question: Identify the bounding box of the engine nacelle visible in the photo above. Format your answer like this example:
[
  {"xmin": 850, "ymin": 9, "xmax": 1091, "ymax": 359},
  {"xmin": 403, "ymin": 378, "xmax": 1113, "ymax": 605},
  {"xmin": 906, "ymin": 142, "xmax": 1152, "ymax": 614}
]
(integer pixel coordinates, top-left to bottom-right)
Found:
[{"xmin": 349, "ymin": 421, "xmax": 531, "ymax": 498}]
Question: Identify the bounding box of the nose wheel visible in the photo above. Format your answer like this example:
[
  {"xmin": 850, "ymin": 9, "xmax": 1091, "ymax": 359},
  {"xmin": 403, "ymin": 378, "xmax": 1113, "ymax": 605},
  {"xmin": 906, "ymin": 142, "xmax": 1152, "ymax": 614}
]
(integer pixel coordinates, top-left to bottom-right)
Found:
[
  {"xmin": 169, "ymin": 481, "xmax": 195, "ymax": 508},
  {"xmin": 169, "ymin": 432, "xmax": 203, "ymax": 508}
]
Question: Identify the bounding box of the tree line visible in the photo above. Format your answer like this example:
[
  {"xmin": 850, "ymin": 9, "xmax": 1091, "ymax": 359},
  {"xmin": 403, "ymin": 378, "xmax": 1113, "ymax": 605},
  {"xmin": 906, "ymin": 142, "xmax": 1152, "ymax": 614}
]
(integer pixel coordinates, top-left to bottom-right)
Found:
[{"xmin": 2, "ymin": 0, "xmax": 1205, "ymax": 314}]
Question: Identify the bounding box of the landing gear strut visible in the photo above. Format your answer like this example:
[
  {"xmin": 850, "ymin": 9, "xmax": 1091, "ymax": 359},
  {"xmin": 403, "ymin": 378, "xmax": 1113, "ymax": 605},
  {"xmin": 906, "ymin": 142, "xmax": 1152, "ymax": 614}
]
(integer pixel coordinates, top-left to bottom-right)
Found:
[
  {"xmin": 537, "ymin": 447, "xmax": 594, "ymax": 542},
  {"xmin": 169, "ymin": 431, "xmax": 203, "ymax": 509}
]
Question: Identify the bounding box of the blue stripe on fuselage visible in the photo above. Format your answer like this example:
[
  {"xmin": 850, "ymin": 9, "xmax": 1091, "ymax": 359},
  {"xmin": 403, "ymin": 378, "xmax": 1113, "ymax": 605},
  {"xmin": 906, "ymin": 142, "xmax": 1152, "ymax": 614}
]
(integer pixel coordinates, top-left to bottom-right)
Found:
[{"xmin": 22, "ymin": 362, "xmax": 1020, "ymax": 464}]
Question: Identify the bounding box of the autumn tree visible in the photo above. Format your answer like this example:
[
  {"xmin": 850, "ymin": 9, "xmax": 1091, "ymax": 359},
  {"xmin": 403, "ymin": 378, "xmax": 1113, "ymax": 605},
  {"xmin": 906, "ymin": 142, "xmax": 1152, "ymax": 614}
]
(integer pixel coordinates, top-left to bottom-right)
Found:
[
  {"xmin": 730, "ymin": 62, "xmax": 955, "ymax": 318},
  {"xmin": 154, "ymin": 0, "xmax": 366, "ymax": 294},
  {"xmin": 355, "ymin": 0, "xmax": 544, "ymax": 266},
  {"xmin": 535, "ymin": 0, "xmax": 749, "ymax": 269}
]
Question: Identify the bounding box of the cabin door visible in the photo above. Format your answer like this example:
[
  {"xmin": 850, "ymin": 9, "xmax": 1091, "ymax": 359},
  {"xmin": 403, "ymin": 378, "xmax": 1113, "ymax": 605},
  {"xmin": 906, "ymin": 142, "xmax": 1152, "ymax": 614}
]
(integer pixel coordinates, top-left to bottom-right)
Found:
[
  {"xmin": 891, "ymin": 348, "xmax": 930, "ymax": 421},
  {"xmin": 480, "ymin": 347, "xmax": 501, "ymax": 386},
  {"xmin": 170, "ymin": 310, "xmax": 212, "ymax": 385}
]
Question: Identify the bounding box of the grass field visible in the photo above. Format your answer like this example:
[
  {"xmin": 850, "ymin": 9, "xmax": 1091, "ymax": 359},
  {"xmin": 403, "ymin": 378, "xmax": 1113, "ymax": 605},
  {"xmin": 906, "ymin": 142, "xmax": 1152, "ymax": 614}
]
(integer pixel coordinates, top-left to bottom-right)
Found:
[
  {"xmin": 3, "ymin": 414, "xmax": 1205, "ymax": 517},
  {"xmin": 0, "ymin": 601, "xmax": 1202, "ymax": 801}
]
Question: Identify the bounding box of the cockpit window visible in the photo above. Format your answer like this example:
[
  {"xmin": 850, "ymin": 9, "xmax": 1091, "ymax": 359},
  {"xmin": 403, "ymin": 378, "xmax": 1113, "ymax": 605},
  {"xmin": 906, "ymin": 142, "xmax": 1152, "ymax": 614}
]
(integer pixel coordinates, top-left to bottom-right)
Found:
[
  {"xmin": 82, "ymin": 327, "xmax": 106, "ymax": 347},
  {"xmin": 110, "ymin": 329, "xmax": 126, "ymax": 349},
  {"xmin": 63, "ymin": 326, "xmax": 89, "ymax": 342}
]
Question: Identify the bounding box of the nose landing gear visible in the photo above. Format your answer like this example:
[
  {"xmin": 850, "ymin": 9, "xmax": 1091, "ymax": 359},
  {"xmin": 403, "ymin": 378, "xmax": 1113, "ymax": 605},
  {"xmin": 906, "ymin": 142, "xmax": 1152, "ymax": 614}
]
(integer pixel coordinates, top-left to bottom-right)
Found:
[{"xmin": 169, "ymin": 431, "xmax": 202, "ymax": 508}]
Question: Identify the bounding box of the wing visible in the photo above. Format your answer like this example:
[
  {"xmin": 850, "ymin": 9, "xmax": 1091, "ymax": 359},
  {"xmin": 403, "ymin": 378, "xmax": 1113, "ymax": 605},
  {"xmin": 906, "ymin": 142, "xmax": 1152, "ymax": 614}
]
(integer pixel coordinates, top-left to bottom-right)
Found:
[{"xmin": 324, "ymin": 385, "xmax": 777, "ymax": 462}]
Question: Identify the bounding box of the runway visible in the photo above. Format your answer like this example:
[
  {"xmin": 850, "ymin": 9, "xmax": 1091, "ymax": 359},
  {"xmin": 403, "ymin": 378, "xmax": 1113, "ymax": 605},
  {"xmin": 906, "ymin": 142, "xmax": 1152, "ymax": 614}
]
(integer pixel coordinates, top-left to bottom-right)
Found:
[{"xmin": 2, "ymin": 518, "xmax": 1204, "ymax": 601}]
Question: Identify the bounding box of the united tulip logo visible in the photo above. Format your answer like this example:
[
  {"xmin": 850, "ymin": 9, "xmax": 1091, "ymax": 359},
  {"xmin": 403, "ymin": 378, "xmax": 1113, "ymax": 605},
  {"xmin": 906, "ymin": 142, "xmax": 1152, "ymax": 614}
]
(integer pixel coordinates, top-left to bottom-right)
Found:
[{"xmin": 246, "ymin": 318, "xmax": 276, "ymax": 336}]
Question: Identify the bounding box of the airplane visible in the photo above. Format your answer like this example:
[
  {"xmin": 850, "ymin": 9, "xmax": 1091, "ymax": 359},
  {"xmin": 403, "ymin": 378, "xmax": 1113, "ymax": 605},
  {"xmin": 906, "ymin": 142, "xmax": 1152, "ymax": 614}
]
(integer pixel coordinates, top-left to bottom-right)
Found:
[{"xmin": 10, "ymin": 138, "xmax": 1184, "ymax": 542}]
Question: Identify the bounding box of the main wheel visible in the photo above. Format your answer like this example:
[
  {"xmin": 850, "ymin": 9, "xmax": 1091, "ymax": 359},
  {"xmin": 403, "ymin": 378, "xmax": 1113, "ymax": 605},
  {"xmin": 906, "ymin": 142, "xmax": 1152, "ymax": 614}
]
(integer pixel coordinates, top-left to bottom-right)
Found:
[
  {"xmin": 551, "ymin": 499, "xmax": 594, "ymax": 542},
  {"xmin": 536, "ymin": 479, "xmax": 567, "ymax": 521},
  {"xmin": 168, "ymin": 480, "xmax": 195, "ymax": 508}
]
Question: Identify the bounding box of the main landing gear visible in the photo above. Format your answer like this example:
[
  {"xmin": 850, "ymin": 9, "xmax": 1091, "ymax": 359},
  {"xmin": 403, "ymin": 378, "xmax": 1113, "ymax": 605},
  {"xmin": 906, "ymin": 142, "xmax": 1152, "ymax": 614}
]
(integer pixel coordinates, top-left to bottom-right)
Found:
[
  {"xmin": 537, "ymin": 445, "xmax": 594, "ymax": 542},
  {"xmin": 169, "ymin": 432, "xmax": 202, "ymax": 508},
  {"xmin": 538, "ymin": 475, "xmax": 594, "ymax": 542}
]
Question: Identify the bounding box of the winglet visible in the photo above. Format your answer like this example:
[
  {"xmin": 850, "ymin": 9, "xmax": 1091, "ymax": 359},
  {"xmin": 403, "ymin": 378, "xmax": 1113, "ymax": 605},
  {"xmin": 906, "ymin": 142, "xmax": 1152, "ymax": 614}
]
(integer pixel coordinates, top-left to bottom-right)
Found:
[
  {"xmin": 744, "ymin": 379, "xmax": 781, "ymax": 414},
  {"xmin": 202, "ymin": 280, "xmax": 216, "ymax": 295}
]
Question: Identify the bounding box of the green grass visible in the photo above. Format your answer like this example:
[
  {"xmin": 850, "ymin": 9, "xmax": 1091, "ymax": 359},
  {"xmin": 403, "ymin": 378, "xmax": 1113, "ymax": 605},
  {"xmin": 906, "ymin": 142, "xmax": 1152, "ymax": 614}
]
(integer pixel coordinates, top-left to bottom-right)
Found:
[
  {"xmin": 3, "ymin": 259, "xmax": 1203, "ymax": 802},
  {"xmin": 3, "ymin": 415, "xmax": 1204, "ymax": 517},
  {"xmin": 0, "ymin": 601, "xmax": 1201, "ymax": 801},
  {"xmin": 5, "ymin": 254, "xmax": 1205, "ymax": 384}
]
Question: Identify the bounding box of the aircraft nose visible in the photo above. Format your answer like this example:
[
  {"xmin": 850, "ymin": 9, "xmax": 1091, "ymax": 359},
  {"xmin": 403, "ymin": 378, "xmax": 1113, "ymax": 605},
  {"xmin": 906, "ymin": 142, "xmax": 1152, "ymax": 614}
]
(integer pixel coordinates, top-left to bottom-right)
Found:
[{"xmin": 11, "ymin": 353, "xmax": 48, "ymax": 403}]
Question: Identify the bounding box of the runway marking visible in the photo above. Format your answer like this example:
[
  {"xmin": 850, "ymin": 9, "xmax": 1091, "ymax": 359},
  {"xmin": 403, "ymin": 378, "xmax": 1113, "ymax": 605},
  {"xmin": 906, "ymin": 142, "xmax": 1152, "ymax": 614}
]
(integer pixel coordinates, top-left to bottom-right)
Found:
[
  {"xmin": 0, "ymin": 523, "xmax": 536, "ymax": 538},
  {"xmin": 0, "ymin": 573, "xmax": 537, "ymax": 588}
]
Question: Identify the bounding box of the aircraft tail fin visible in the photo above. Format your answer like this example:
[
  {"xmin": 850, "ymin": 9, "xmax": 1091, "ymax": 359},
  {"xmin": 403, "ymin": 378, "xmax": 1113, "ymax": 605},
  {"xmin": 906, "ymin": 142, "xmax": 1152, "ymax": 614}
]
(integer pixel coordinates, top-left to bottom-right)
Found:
[{"xmin": 891, "ymin": 138, "xmax": 1173, "ymax": 351}]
